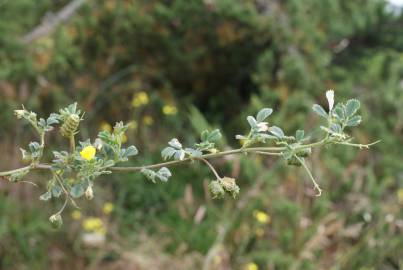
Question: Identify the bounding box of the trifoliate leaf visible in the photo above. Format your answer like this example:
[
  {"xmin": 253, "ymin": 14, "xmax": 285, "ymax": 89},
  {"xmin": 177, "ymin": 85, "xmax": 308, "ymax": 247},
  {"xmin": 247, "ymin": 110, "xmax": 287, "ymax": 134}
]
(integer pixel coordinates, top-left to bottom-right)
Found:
[
  {"xmin": 161, "ymin": 147, "xmax": 177, "ymax": 160},
  {"xmin": 51, "ymin": 185, "xmax": 63, "ymax": 198}
]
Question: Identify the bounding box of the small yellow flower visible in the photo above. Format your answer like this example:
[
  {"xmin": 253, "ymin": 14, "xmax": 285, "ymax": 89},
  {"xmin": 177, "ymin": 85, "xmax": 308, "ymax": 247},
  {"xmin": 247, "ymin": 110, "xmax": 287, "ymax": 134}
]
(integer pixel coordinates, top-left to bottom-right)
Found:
[
  {"xmin": 83, "ymin": 217, "xmax": 103, "ymax": 232},
  {"xmin": 255, "ymin": 228, "xmax": 265, "ymax": 237},
  {"xmin": 131, "ymin": 91, "xmax": 149, "ymax": 108},
  {"xmin": 121, "ymin": 134, "xmax": 128, "ymax": 143},
  {"xmin": 80, "ymin": 146, "xmax": 96, "ymax": 161},
  {"xmin": 127, "ymin": 120, "xmax": 138, "ymax": 130},
  {"xmin": 162, "ymin": 105, "xmax": 178, "ymax": 115},
  {"xmin": 71, "ymin": 210, "xmax": 82, "ymax": 220},
  {"xmin": 143, "ymin": 115, "xmax": 154, "ymax": 125},
  {"xmin": 244, "ymin": 262, "xmax": 258, "ymax": 270},
  {"xmin": 103, "ymin": 202, "xmax": 114, "ymax": 215},
  {"xmin": 253, "ymin": 210, "xmax": 270, "ymax": 224},
  {"xmin": 398, "ymin": 188, "xmax": 403, "ymax": 204},
  {"xmin": 100, "ymin": 121, "xmax": 112, "ymax": 132}
]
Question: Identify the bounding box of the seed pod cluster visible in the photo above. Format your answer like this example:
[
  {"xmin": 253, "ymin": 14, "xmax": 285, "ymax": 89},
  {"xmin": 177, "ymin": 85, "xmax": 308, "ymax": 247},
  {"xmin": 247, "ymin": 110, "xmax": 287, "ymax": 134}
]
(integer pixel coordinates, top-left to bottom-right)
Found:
[{"xmin": 60, "ymin": 114, "xmax": 80, "ymax": 138}]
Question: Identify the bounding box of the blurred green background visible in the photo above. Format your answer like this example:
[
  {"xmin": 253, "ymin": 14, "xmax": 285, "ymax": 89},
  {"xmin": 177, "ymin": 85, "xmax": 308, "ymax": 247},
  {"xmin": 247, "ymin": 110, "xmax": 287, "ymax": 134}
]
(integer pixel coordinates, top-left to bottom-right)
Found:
[{"xmin": 0, "ymin": 0, "xmax": 402, "ymax": 269}]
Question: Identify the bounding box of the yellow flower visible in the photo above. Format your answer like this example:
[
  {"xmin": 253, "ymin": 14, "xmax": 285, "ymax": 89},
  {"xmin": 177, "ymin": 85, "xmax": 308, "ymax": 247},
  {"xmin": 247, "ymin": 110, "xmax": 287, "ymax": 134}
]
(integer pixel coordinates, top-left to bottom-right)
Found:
[
  {"xmin": 82, "ymin": 217, "xmax": 103, "ymax": 232},
  {"xmin": 131, "ymin": 91, "xmax": 149, "ymax": 107},
  {"xmin": 80, "ymin": 146, "xmax": 96, "ymax": 161},
  {"xmin": 103, "ymin": 202, "xmax": 114, "ymax": 215},
  {"xmin": 398, "ymin": 188, "xmax": 403, "ymax": 204},
  {"xmin": 253, "ymin": 210, "xmax": 270, "ymax": 224},
  {"xmin": 143, "ymin": 115, "xmax": 154, "ymax": 125},
  {"xmin": 121, "ymin": 134, "xmax": 128, "ymax": 143},
  {"xmin": 127, "ymin": 120, "xmax": 138, "ymax": 130},
  {"xmin": 162, "ymin": 105, "xmax": 178, "ymax": 115},
  {"xmin": 100, "ymin": 121, "xmax": 112, "ymax": 132},
  {"xmin": 244, "ymin": 262, "xmax": 258, "ymax": 270},
  {"xmin": 71, "ymin": 210, "xmax": 82, "ymax": 220}
]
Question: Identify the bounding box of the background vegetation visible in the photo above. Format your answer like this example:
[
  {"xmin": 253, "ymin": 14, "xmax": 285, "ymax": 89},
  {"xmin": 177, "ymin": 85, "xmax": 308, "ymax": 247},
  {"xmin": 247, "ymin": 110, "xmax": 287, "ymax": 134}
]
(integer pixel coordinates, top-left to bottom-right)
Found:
[{"xmin": 0, "ymin": 0, "xmax": 402, "ymax": 269}]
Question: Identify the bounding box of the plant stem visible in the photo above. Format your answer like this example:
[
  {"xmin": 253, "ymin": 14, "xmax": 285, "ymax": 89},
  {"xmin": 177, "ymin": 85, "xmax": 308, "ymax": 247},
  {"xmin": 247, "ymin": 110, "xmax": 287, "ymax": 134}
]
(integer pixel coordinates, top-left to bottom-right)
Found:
[
  {"xmin": 0, "ymin": 138, "xmax": 370, "ymax": 177},
  {"xmin": 69, "ymin": 135, "xmax": 75, "ymax": 153}
]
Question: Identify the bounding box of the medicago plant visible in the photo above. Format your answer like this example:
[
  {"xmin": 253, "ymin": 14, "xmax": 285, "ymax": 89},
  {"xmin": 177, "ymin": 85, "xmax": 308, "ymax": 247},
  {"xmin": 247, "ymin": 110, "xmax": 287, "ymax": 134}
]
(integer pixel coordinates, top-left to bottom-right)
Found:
[{"xmin": 0, "ymin": 90, "xmax": 378, "ymax": 228}]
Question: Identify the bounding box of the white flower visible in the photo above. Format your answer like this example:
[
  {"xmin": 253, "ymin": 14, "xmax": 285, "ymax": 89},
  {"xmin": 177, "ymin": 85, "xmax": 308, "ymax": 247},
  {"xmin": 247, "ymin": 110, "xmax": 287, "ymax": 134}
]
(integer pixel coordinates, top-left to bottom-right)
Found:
[
  {"xmin": 257, "ymin": 122, "xmax": 269, "ymax": 132},
  {"xmin": 326, "ymin": 89, "xmax": 335, "ymax": 112}
]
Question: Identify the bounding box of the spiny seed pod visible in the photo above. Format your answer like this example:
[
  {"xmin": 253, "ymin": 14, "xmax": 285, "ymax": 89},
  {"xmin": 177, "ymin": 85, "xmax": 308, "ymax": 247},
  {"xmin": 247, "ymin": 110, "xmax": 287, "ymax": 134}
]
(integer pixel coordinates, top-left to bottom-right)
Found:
[
  {"xmin": 220, "ymin": 177, "xmax": 240, "ymax": 198},
  {"xmin": 60, "ymin": 114, "xmax": 80, "ymax": 138},
  {"xmin": 296, "ymin": 148, "xmax": 312, "ymax": 158},
  {"xmin": 287, "ymin": 156, "xmax": 302, "ymax": 166},
  {"xmin": 208, "ymin": 180, "xmax": 225, "ymax": 198}
]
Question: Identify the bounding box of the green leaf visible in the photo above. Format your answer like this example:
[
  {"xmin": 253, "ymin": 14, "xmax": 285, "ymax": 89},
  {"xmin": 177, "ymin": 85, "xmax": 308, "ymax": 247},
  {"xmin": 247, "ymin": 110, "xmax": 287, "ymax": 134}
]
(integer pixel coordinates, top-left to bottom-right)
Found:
[
  {"xmin": 124, "ymin": 145, "xmax": 138, "ymax": 157},
  {"xmin": 268, "ymin": 126, "xmax": 284, "ymax": 138},
  {"xmin": 161, "ymin": 147, "xmax": 176, "ymax": 160},
  {"xmin": 346, "ymin": 115, "xmax": 362, "ymax": 126},
  {"xmin": 51, "ymin": 185, "xmax": 63, "ymax": 198},
  {"xmin": 247, "ymin": 116, "xmax": 257, "ymax": 128},
  {"xmin": 345, "ymin": 99, "xmax": 360, "ymax": 117},
  {"xmin": 256, "ymin": 108, "xmax": 273, "ymax": 122},
  {"xmin": 141, "ymin": 168, "xmax": 156, "ymax": 183},
  {"xmin": 333, "ymin": 105, "xmax": 345, "ymax": 120},
  {"xmin": 157, "ymin": 167, "xmax": 171, "ymax": 182},
  {"xmin": 330, "ymin": 123, "xmax": 342, "ymax": 134},
  {"xmin": 70, "ymin": 184, "xmax": 85, "ymax": 198},
  {"xmin": 168, "ymin": 138, "xmax": 182, "ymax": 149},
  {"xmin": 207, "ymin": 129, "xmax": 222, "ymax": 142},
  {"xmin": 40, "ymin": 191, "xmax": 52, "ymax": 201},
  {"xmin": 312, "ymin": 104, "xmax": 328, "ymax": 118}
]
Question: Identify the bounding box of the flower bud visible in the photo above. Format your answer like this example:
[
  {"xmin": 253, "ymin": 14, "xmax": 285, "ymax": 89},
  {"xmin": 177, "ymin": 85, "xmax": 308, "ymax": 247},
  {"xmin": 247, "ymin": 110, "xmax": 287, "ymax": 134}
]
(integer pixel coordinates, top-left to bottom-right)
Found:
[
  {"xmin": 49, "ymin": 213, "xmax": 63, "ymax": 229},
  {"xmin": 85, "ymin": 185, "xmax": 94, "ymax": 200}
]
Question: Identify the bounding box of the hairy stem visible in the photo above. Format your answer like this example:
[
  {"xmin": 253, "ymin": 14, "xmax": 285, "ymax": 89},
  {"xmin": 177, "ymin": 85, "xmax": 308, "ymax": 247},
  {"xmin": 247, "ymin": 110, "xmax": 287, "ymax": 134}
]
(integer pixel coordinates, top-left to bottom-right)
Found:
[{"xmin": 0, "ymin": 138, "xmax": 369, "ymax": 177}]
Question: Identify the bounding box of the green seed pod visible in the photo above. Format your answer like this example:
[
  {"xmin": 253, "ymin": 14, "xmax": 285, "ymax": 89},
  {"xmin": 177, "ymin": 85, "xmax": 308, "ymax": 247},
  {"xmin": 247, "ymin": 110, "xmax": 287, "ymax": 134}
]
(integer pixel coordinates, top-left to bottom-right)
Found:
[
  {"xmin": 287, "ymin": 156, "xmax": 302, "ymax": 166},
  {"xmin": 296, "ymin": 148, "xmax": 312, "ymax": 158},
  {"xmin": 208, "ymin": 180, "xmax": 225, "ymax": 199},
  {"xmin": 220, "ymin": 177, "xmax": 240, "ymax": 198},
  {"xmin": 60, "ymin": 114, "xmax": 80, "ymax": 138},
  {"xmin": 49, "ymin": 213, "xmax": 63, "ymax": 229}
]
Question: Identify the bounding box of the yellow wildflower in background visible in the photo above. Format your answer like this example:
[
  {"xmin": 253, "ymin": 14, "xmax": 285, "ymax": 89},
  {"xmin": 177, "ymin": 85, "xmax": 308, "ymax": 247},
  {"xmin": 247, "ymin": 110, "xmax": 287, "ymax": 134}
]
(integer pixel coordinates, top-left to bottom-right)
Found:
[
  {"xmin": 100, "ymin": 121, "xmax": 112, "ymax": 132},
  {"xmin": 80, "ymin": 146, "xmax": 96, "ymax": 161},
  {"xmin": 131, "ymin": 91, "xmax": 149, "ymax": 107},
  {"xmin": 244, "ymin": 262, "xmax": 258, "ymax": 270},
  {"xmin": 83, "ymin": 217, "xmax": 104, "ymax": 232},
  {"xmin": 253, "ymin": 210, "xmax": 270, "ymax": 224},
  {"xmin": 103, "ymin": 202, "xmax": 114, "ymax": 215},
  {"xmin": 398, "ymin": 188, "xmax": 403, "ymax": 204},
  {"xmin": 162, "ymin": 105, "xmax": 178, "ymax": 115},
  {"xmin": 71, "ymin": 210, "xmax": 82, "ymax": 220},
  {"xmin": 143, "ymin": 115, "xmax": 154, "ymax": 125},
  {"xmin": 127, "ymin": 120, "xmax": 138, "ymax": 130}
]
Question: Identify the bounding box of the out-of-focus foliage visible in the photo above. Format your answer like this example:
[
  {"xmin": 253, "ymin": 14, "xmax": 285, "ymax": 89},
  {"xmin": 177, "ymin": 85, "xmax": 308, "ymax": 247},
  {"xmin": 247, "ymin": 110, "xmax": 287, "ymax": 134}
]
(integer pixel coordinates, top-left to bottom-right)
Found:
[{"xmin": 0, "ymin": 0, "xmax": 402, "ymax": 269}]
